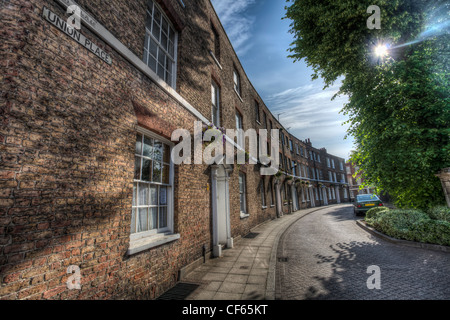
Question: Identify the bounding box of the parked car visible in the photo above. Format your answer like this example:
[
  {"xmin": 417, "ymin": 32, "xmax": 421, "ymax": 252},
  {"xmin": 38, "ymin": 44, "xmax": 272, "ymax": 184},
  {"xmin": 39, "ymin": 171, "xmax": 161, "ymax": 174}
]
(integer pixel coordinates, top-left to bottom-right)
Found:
[{"xmin": 354, "ymin": 194, "xmax": 383, "ymax": 216}]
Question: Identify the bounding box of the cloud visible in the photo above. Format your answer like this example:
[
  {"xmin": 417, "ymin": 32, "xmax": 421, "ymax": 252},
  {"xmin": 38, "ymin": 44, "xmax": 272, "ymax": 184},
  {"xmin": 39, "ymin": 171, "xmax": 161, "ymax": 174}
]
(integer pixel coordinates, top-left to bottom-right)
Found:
[
  {"xmin": 211, "ymin": 0, "xmax": 256, "ymax": 56},
  {"xmin": 266, "ymin": 82, "xmax": 353, "ymax": 159}
]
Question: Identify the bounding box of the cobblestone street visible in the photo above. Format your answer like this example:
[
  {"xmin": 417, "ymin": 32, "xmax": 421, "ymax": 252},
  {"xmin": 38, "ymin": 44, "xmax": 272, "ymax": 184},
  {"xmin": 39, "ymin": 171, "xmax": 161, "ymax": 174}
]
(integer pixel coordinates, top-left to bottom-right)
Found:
[{"xmin": 276, "ymin": 205, "xmax": 450, "ymax": 300}]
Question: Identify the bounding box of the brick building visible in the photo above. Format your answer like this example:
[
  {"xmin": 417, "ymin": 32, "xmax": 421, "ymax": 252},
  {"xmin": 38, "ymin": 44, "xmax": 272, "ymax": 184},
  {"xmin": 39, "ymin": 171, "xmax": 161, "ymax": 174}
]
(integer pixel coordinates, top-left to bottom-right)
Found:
[
  {"xmin": 1, "ymin": 0, "xmax": 348, "ymax": 299},
  {"xmin": 345, "ymin": 161, "xmax": 376, "ymax": 200}
]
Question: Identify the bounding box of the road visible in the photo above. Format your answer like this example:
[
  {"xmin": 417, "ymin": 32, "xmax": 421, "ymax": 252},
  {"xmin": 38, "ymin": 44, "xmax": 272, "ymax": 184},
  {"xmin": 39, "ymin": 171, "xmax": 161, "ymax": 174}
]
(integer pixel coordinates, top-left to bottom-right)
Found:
[{"xmin": 275, "ymin": 204, "xmax": 450, "ymax": 300}]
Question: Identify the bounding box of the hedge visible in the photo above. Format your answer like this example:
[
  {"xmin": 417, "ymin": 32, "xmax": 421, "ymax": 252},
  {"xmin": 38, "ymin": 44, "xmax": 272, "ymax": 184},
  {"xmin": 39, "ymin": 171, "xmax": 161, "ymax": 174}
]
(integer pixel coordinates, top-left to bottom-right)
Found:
[
  {"xmin": 427, "ymin": 206, "xmax": 450, "ymax": 223},
  {"xmin": 365, "ymin": 208, "xmax": 450, "ymax": 246},
  {"xmin": 365, "ymin": 207, "xmax": 389, "ymax": 221}
]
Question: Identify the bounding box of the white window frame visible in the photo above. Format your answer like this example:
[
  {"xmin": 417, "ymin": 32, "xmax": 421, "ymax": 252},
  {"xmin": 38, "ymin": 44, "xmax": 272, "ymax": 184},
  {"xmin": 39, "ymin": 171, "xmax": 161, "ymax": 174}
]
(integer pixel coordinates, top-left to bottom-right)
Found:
[
  {"xmin": 211, "ymin": 80, "xmax": 220, "ymax": 127},
  {"xmin": 239, "ymin": 172, "xmax": 248, "ymax": 217},
  {"xmin": 233, "ymin": 69, "xmax": 241, "ymax": 97},
  {"xmin": 236, "ymin": 112, "xmax": 244, "ymax": 147},
  {"xmin": 255, "ymin": 101, "xmax": 261, "ymax": 124},
  {"xmin": 128, "ymin": 127, "xmax": 179, "ymax": 255},
  {"xmin": 143, "ymin": 0, "xmax": 178, "ymax": 88}
]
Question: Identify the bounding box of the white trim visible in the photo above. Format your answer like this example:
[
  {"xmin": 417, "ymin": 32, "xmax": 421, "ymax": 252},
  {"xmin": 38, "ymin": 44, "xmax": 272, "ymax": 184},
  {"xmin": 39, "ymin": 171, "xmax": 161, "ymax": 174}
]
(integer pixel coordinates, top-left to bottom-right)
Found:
[
  {"xmin": 234, "ymin": 88, "xmax": 243, "ymax": 103},
  {"xmin": 127, "ymin": 233, "xmax": 180, "ymax": 255},
  {"xmin": 240, "ymin": 212, "xmax": 250, "ymax": 219},
  {"xmin": 209, "ymin": 50, "xmax": 223, "ymax": 70}
]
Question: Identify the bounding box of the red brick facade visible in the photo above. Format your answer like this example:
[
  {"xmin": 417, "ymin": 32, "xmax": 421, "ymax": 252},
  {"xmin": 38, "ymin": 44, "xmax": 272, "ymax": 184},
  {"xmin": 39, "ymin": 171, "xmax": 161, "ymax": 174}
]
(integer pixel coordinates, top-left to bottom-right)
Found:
[{"xmin": 1, "ymin": 0, "xmax": 348, "ymax": 299}]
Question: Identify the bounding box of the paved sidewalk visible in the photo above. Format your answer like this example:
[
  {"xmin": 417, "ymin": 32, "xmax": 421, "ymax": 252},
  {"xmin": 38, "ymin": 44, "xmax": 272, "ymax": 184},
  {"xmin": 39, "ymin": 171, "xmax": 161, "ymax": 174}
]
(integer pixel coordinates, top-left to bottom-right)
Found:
[{"xmin": 181, "ymin": 205, "xmax": 340, "ymax": 300}]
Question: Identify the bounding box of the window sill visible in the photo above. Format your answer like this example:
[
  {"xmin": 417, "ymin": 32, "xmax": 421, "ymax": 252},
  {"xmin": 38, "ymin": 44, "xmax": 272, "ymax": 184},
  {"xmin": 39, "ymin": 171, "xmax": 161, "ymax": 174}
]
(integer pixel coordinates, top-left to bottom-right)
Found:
[
  {"xmin": 262, "ymin": 206, "xmax": 267, "ymax": 210},
  {"xmin": 234, "ymin": 88, "xmax": 243, "ymax": 102},
  {"xmin": 209, "ymin": 50, "xmax": 223, "ymax": 70},
  {"xmin": 240, "ymin": 212, "xmax": 250, "ymax": 219},
  {"xmin": 127, "ymin": 233, "xmax": 180, "ymax": 255}
]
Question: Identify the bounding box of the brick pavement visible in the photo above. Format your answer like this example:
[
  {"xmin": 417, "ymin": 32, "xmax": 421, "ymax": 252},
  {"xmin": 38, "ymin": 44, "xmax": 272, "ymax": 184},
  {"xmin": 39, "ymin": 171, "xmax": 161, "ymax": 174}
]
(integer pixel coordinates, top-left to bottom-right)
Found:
[
  {"xmin": 276, "ymin": 204, "xmax": 450, "ymax": 300},
  {"xmin": 182, "ymin": 206, "xmax": 332, "ymax": 300}
]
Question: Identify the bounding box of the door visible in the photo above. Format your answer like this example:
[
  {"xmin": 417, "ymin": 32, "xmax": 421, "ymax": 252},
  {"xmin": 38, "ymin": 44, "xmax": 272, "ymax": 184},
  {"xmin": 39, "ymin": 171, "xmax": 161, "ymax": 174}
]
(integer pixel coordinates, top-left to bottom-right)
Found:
[{"xmin": 211, "ymin": 165, "xmax": 233, "ymax": 257}]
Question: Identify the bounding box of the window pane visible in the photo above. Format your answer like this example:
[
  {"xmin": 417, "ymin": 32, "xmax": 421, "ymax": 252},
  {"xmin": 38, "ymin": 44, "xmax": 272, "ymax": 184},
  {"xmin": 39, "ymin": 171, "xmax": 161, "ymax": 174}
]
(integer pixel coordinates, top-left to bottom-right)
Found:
[
  {"xmin": 159, "ymin": 207, "xmax": 167, "ymax": 228},
  {"xmin": 138, "ymin": 183, "xmax": 149, "ymax": 206},
  {"xmin": 143, "ymin": 49, "xmax": 148, "ymax": 65},
  {"xmin": 143, "ymin": 136, "xmax": 153, "ymax": 157},
  {"xmin": 138, "ymin": 208, "xmax": 148, "ymax": 232},
  {"xmin": 134, "ymin": 157, "xmax": 141, "ymax": 180},
  {"xmin": 162, "ymin": 165, "xmax": 170, "ymax": 184},
  {"xmin": 157, "ymin": 48, "xmax": 165, "ymax": 66},
  {"xmin": 161, "ymin": 31, "xmax": 168, "ymax": 51},
  {"xmin": 145, "ymin": 14, "xmax": 152, "ymax": 31},
  {"xmin": 150, "ymin": 207, "xmax": 158, "ymax": 230},
  {"xmin": 149, "ymin": 38, "xmax": 158, "ymax": 58},
  {"xmin": 147, "ymin": 1, "xmax": 153, "ymax": 16},
  {"xmin": 150, "ymin": 185, "xmax": 158, "ymax": 205},
  {"xmin": 152, "ymin": 161, "xmax": 162, "ymax": 183},
  {"xmin": 142, "ymin": 159, "xmax": 152, "ymax": 182},
  {"xmin": 148, "ymin": 55, "xmax": 157, "ymax": 72},
  {"xmin": 168, "ymin": 40, "xmax": 174, "ymax": 57},
  {"xmin": 152, "ymin": 18, "xmax": 161, "ymax": 41},
  {"xmin": 160, "ymin": 186, "xmax": 167, "ymax": 205},
  {"xmin": 157, "ymin": 63, "xmax": 165, "ymax": 79},
  {"xmin": 169, "ymin": 27, "xmax": 175, "ymax": 44},
  {"xmin": 153, "ymin": 141, "xmax": 163, "ymax": 161},
  {"xmin": 136, "ymin": 134, "xmax": 143, "ymax": 155},
  {"xmin": 240, "ymin": 194, "xmax": 245, "ymax": 212},
  {"xmin": 166, "ymin": 71, "xmax": 172, "ymax": 87},
  {"xmin": 162, "ymin": 18, "xmax": 169, "ymax": 36},
  {"xmin": 211, "ymin": 84, "xmax": 216, "ymax": 105}
]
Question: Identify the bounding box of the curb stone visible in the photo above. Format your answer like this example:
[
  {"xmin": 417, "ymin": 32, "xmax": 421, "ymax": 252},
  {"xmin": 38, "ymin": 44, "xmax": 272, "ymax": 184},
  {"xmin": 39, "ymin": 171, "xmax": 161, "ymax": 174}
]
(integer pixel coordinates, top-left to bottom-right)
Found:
[{"xmin": 356, "ymin": 220, "xmax": 450, "ymax": 253}]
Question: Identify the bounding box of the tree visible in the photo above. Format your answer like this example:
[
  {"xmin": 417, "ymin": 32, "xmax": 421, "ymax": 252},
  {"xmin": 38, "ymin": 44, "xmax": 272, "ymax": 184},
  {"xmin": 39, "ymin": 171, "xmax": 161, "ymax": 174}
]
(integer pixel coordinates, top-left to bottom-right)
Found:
[{"xmin": 285, "ymin": 0, "xmax": 450, "ymax": 209}]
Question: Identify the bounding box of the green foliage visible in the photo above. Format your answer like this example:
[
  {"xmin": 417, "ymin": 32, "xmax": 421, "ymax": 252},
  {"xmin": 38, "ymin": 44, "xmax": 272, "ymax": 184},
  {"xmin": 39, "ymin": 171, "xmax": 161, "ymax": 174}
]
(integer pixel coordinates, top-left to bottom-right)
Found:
[
  {"xmin": 411, "ymin": 219, "xmax": 450, "ymax": 246},
  {"xmin": 427, "ymin": 206, "xmax": 450, "ymax": 222},
  {"xmin": 285, "ymin": 0, "xmax": 450, "ymax": 210},
  {"xmin": 366, "ymin": 209, "xmax": 450, "ymax": 246},
  {"xmin": 365, "ymin": 206, "xmax": 389, "ymax": 221}
]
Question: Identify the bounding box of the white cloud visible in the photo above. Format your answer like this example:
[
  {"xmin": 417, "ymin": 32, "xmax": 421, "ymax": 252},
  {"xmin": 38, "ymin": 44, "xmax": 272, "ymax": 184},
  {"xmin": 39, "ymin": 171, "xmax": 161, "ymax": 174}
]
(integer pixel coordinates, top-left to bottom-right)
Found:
[
  {"xmin": 266, "ymin": 82, "xmax": 353, "ymax": 159},
  {"xmin": 211, "ymin": 0, "xmax": 256, "ymax": 56}
]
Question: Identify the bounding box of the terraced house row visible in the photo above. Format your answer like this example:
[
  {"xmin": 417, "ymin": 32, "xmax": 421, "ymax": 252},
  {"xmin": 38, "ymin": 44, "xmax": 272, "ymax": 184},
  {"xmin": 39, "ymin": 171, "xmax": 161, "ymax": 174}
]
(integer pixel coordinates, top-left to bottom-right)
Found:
[{"xmin": 0, "ymin": 0, "xmax": 349, "ymax": 299}]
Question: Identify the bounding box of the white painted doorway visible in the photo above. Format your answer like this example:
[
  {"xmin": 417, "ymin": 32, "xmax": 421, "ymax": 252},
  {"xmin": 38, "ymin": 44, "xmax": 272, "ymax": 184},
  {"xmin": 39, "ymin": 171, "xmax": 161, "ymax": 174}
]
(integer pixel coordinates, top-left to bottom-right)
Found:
[{"xmin": 211, "ymin": 165, "xmax": 233, "ymax": 257}]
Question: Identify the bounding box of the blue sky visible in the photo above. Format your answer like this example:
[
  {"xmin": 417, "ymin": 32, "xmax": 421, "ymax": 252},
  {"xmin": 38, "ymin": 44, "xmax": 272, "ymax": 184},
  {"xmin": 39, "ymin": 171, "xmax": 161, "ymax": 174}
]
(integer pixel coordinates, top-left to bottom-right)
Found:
[{"xmin": 211, "ymin": 0, "xmax": 355, "ymax": 160}]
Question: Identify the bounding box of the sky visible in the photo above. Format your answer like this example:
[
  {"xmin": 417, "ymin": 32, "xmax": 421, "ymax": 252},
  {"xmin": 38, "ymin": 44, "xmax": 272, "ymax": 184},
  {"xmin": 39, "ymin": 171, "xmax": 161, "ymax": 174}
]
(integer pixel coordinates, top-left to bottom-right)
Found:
[{"xmin": 210, "ymin": 0, "xmax": 356, "ymax": 160}]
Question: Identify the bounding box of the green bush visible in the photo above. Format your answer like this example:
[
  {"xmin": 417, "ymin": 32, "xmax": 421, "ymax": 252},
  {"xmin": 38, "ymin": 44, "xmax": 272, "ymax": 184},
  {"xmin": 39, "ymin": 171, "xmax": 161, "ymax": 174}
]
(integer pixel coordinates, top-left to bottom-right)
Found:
[
  {"xmin": 427, "ymin": 206, "xmax": 450, "ymax": 223},
  {"xmin": 367, "ymin": 209, "xmax": 430, "ymax": 242},
  {"xmin": 365, "ymin": 207, "xmax": 389, "ymax": 221},
  {"xmin": 411, "ymin": 219, "xmax": 450, "ymax": 246},
  {"xmin": 365, "ymin": 208, "xmax": 450, "ymax": 246}
]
